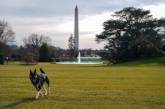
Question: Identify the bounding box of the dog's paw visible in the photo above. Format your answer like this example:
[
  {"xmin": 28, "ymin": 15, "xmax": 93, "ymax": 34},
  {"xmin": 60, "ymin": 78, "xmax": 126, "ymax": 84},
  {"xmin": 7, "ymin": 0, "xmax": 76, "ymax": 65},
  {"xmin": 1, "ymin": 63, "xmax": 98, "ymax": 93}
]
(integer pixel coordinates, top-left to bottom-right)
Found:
[
  {"xmin": 35, "ymin": 95, "xmax": 39, "ymax": 99},
  {"xmin": 44, "ymin": 91, "xmax": 48, "ymax": 96}
]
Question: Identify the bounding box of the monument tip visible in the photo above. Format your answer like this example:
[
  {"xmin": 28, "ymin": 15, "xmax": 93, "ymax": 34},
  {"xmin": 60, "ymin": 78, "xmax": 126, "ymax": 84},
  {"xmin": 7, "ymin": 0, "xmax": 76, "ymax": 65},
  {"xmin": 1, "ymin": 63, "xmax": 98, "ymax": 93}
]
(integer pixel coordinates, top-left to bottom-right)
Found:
[{"xmin": 75, "ymin": 5, "xmax": 78, "ymax": 9}]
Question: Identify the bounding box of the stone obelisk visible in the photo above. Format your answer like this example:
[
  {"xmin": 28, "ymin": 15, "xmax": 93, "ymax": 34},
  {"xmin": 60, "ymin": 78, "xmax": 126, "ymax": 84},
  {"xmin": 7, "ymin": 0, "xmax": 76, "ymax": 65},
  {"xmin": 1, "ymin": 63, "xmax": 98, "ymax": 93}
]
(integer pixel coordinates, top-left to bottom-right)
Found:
[{"xmin": 74, "ymin": 5, "xmax": 79, "ymax": 54}]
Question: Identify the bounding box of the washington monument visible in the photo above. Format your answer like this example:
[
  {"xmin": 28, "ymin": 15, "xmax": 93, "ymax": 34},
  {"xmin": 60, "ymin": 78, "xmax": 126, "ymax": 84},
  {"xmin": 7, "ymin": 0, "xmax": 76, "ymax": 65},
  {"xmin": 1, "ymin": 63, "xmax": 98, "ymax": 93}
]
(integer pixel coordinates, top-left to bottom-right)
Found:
[{"xmin": 74, "ymin": 5, "xmax": 79, "ymax": 55}]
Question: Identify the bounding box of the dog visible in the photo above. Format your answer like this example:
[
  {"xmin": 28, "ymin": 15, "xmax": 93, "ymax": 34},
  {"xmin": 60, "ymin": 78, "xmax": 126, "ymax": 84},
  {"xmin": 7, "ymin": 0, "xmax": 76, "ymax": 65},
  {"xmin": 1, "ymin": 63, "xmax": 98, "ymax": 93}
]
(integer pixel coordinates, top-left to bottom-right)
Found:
[{"xmin": 29, "ymin": 68, "xmax": 50, "ymax": 99}]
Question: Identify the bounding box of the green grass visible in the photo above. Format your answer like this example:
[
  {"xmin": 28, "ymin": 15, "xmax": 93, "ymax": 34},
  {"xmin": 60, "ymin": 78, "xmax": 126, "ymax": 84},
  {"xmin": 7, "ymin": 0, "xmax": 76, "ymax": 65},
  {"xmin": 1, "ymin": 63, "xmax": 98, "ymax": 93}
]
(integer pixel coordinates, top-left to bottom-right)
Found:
[{"xmin": 0, "ymin": 57, "xmax": 165, "ymax": 109}]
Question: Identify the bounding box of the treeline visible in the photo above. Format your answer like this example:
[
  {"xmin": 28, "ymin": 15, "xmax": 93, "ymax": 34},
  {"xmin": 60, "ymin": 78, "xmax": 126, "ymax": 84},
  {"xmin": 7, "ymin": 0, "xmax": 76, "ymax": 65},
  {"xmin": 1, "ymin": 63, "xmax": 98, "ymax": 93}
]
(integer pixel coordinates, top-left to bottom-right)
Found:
[
  {"xmin": 0, "ymin": 23, "xmax": 100, "ymax": 65},
  {"xmin": 6, "ymin": 44, "xmax": 100, "ymax": 64},
  {"xmin": 0, "ymin": 29, "xmax": 60, "ymax": 64},
  {"xmin": 1, "ymin": 45, "xmax": 101, "ymax": 64},
  {"xmin": 97, "ymin": 7, "xmax": 165, "ymax": 64}
]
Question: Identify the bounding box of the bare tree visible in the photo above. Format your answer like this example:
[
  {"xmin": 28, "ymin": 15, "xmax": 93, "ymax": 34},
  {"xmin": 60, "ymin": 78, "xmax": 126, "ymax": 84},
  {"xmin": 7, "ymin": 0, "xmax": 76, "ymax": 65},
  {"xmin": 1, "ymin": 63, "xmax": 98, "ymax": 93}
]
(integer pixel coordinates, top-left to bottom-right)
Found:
[
  {"xmin": 0, "ymin": 20, "xmax": 14, "ymax": 64},
  {"xmin": 22, "ymin": 33, "xmax": 51, "ymax": 62},
  {"xmin": 23, "ymin": 33, "xmax": 51, "ymax": 50},
  {"xmin": 0, "ymin": 20, "xmax": 15, "ymax": 44}
]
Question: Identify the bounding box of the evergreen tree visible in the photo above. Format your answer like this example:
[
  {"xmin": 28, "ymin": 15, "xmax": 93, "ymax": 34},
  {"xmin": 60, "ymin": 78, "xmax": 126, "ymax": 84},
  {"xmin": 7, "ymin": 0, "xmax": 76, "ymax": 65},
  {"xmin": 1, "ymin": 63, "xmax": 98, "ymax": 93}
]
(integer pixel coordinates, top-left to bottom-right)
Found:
[
  {"xmin": 96, "ymin": 7, "xmax": 165, "ymax": 63},
  {"xmin": 68, "ymin": 34, "xmax": 75, "ymax": 58},
  {"xmin": 39, "ymin": 43, "xmax": 50, "ymax": 62}
]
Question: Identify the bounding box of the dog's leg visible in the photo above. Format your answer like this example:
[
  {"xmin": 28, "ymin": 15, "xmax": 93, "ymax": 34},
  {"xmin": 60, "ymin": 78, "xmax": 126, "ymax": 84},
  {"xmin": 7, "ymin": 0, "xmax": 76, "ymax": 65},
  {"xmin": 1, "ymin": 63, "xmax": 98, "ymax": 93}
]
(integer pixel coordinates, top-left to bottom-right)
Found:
[
  {"xmin": 48, "ymin": 87, "xmax": 50, "ymax": 95},
  {"xmin": 40, "ymin": 90, "xmax": 44, "ymax": 97},
  {"xmin": 43, "ymin": 85, "xmax": 48, "ymax": 96},
  {"xmin": 35, "ymin": 90, "xmax": 41, "ymax": 99}
]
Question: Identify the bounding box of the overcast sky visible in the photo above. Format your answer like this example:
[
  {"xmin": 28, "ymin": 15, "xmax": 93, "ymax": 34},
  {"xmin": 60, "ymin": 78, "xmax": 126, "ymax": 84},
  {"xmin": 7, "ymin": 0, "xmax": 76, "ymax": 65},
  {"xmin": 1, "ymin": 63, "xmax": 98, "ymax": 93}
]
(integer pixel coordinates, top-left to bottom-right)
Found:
[{"xmin": 1, "ymin": 0, "xmax": 165, "ymax": 49}]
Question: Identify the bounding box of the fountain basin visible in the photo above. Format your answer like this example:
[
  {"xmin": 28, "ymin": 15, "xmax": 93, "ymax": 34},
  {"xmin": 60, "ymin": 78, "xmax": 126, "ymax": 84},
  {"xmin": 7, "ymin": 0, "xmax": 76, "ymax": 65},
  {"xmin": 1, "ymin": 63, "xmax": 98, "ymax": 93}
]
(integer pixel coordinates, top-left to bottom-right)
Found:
[
  {"xmin": 55, "ymin": 56, "xmax": 103, "ymax": 64},
  {"xmin": 55, "ymin": 61, "xmax": 103, "ymax": 64}
]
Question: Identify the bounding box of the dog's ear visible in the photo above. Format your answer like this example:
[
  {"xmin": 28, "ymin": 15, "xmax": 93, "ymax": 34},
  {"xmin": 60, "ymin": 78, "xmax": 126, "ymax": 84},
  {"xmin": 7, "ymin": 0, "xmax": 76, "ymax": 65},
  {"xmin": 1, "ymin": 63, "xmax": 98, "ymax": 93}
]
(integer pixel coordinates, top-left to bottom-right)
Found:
[
  {"xmin": 40, "ymin": 68, "xmax": 45, "ymax": 74},
  {"xmin": 34, "ymin": 69, "xmax": 36, "ymax": 74},
  {"xmin": 30, "ymin": 70, "xmax": 33, "ymax": 74}
]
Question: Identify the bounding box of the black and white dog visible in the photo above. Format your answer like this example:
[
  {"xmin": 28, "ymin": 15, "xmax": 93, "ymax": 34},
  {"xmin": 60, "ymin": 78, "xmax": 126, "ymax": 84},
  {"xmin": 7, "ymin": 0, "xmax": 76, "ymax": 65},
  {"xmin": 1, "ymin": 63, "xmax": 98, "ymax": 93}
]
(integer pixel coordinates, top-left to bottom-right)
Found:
[{"xmin": 29, "ymin": 68, "xmax": 50, "ymax": 99}]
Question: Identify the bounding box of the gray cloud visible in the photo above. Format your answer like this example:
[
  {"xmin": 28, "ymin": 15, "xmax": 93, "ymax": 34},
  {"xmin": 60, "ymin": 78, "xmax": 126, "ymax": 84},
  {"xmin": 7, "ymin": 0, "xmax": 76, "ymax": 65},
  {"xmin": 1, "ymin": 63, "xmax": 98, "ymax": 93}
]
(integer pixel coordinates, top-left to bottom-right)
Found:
[{"xmin": 1, "ymin": 0, "xmax": 165, "ymax": 17}]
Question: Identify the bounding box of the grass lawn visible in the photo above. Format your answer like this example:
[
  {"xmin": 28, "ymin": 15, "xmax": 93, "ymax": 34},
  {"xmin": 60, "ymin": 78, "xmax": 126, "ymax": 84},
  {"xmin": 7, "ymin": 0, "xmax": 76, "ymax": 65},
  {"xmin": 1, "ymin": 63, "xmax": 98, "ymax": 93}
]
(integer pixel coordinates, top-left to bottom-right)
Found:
[{"xmin": 0, "ymin": 57, "xmax": 165, "ymax": 109}]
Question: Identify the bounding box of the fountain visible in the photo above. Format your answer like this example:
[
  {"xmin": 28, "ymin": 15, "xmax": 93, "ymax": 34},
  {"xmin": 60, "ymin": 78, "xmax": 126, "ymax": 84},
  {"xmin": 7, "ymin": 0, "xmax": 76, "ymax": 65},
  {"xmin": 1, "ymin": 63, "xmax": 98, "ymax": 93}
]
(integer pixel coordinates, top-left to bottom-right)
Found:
[
  {"xmin": 55, "ymin": 52, "xmax": 103, "ymax": 64},
  {"xmin": 78, "ymin": 52, "xmax": 81, "ymax": 64}
]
